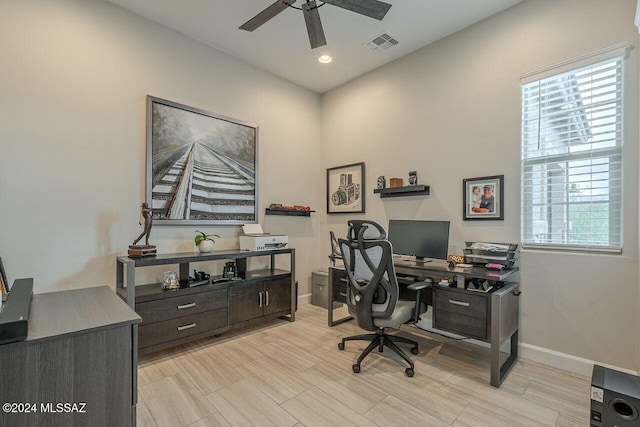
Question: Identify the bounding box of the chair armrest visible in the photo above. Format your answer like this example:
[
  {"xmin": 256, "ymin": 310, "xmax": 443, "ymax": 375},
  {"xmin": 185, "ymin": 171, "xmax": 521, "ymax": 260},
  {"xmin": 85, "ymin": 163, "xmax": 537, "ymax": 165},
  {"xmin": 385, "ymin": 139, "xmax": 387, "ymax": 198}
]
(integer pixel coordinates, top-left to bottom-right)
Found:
[
  {"xmin": 406, "ymin": 279, "xmax": 432, "ymax": 324},
  {"xmin": 407, "ymin": 281, "xmax": 431, "ymax": 291}
]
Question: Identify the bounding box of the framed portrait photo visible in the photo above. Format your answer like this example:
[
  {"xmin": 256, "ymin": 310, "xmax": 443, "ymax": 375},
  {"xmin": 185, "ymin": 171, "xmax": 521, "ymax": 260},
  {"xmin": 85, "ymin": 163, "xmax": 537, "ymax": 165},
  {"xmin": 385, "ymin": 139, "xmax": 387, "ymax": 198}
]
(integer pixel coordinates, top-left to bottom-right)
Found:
[
  {"xmin": 463, "ymin": 175, "xmax": 504, "ymax": 220},
  {"xmin": 327, "ymin": 162, "xmax": 365, "ymax": 214},
  {"xmin": 146, "ymin": 96, "xmax": 258, "ymax": 225}
]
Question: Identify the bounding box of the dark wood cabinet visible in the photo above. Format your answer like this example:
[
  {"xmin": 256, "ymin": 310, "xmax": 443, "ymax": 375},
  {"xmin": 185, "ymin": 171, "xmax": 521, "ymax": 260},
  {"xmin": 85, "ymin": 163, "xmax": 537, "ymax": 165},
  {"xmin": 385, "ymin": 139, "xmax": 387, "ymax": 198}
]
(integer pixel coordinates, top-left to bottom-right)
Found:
[
  {"xmin": 229, "ymin": 282, "xmax": 264, "ymax": 324},
  {"xmin": 264, "ymin": 278, "xmax": 293, "ymax": 315},
  {"xmin": 0, "ymin": 285, "xmax": 140, "ymax": 427},
  {"xmin": 116, "ymin": 249, "xmax": 296, "ymax": 354},
  {"xmin": 229, "ymin": 277, "xmax": 291, "ymax": 324}
]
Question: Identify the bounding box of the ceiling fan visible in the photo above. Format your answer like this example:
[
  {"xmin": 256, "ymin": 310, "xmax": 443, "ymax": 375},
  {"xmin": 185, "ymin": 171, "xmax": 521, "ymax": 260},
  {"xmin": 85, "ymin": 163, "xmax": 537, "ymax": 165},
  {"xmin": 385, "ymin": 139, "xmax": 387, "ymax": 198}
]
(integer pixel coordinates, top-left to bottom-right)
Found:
[{"xmin": 239, "ymin": 0, "xmax": 392, "ymax": 49}]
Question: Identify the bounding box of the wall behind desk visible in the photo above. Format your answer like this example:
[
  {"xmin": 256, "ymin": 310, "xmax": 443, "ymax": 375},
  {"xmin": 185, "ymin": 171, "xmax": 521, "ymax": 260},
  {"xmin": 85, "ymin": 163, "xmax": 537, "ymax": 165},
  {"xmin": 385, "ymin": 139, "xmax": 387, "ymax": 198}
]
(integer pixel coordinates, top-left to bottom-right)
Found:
[
  {"xmin": 0, "ymin": 0, "xmax": 322, "ymax": 297},
  {"xmin": 321, "ymin": 0, "xmax": 640, "ymax": 372}
]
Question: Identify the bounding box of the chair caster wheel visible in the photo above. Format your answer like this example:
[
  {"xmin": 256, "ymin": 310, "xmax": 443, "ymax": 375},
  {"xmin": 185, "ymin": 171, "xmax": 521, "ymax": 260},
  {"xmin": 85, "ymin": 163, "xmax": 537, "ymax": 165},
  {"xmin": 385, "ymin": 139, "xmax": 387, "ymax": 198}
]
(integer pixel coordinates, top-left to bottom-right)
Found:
[
  {"xmin": 338, "ymin": 342, "xmax": 345, "ymax": 350},
  {"xmin": 411, "ymin": 347, "xmax": 419, "ymax": 355},
  {"xmin": 352, "ymin": 364, "xmax": 360, "ymax": 373},
  {"xmin": 405, "ymin": 368, "xmax": 414, "ymax": 377}
]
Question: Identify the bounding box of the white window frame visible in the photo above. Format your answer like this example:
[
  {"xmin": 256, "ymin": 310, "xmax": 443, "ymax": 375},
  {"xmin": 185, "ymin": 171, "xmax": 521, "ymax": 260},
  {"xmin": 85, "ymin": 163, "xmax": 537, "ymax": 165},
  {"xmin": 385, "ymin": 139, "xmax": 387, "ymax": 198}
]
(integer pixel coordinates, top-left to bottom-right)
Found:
[{"xmin": 520, "ymin": 44, "xmax": 630, "ymax": 253}]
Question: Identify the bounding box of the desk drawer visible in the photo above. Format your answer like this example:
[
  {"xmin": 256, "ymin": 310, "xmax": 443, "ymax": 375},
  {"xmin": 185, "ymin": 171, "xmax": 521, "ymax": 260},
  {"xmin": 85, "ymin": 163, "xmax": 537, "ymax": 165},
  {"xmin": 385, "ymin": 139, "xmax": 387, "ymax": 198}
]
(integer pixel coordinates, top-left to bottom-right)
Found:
[
  {"xmin": 433, "ymin": 289, "xmax": 488, "ymax": 340},
  {"xmin": 434, "ymin": 311, "xmax": 487, "ymax": 340},
  {"xmin": 136, "ymin": 289, "xmax": 228, "ymax": 324},
  {"xmin": 331, "ymin": 270, "xmax": 348, "ymax": 301},
  {"xmin": 138, "ymin": 308, "xmax": 228, "ymax": 349},
  {"xmin": 433, "ymin": 289, "xmax": 487, "ymax": 319}
]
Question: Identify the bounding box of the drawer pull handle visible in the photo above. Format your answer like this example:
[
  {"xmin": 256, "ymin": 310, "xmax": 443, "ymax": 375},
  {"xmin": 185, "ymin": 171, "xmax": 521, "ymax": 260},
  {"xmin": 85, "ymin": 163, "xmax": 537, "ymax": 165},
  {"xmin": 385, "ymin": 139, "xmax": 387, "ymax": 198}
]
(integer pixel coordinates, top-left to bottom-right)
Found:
[
  {"xmin": 339, "ymin": 292, "xmax": 347, "ymax": 297},
  {"xmin": 259, "ymin": 292, "xmax": 263, "ymax": 308},
  {"xmin": 449, "ymin": 299, "xmax": 470, "ymax": 307},
  {"xmin": 177, "ymin": 302, "xmax": 196, "ymax": 310},
  {"xmin": 265, "ymin": 290, "xmax": 269, "ymax": 306},
  {"xmin": 339, "ymin": 278, "xmax": 348, "ymax": 283},
  {"xmin": 177, "ymin": 323, "xmax": 196, "ymax": 331}
]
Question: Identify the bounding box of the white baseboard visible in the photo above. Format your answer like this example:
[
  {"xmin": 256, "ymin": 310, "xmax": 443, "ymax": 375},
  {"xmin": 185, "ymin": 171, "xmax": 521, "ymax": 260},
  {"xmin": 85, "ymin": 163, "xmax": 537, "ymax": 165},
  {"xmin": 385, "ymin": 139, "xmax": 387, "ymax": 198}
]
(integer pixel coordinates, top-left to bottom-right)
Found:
[
  {"xmin": 297, "ymin": 293, "xmax": 311, "ymax": 306},
  {"xmin": 519, "ymin": 342, "xmax": 638, "ymax": 377}
]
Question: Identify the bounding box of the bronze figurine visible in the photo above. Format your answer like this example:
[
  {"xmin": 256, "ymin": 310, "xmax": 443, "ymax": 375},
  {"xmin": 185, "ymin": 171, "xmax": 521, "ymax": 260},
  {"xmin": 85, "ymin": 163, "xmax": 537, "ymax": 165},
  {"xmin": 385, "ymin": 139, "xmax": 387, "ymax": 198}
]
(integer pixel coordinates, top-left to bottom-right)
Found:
[{"xmin": 132, "ymin": 202, "xmax": 153, "ymax": 246}]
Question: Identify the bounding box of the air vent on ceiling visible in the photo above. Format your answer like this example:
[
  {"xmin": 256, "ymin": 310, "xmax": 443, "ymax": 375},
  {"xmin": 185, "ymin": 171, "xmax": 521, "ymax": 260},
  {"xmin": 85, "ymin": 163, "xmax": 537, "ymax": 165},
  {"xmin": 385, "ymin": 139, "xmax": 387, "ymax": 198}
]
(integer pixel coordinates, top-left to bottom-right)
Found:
[{"xmin": 365, "ymin": 32, "xmax": 399, "ymax": 52}]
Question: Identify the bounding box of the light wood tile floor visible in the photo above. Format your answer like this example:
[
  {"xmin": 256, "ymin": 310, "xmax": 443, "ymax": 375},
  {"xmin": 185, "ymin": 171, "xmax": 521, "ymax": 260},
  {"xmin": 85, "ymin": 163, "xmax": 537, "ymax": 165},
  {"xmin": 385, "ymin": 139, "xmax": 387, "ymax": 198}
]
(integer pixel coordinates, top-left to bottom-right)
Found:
[{"xmin": 138, "ymin": 304, "xmax": 590, "ymax": 427}]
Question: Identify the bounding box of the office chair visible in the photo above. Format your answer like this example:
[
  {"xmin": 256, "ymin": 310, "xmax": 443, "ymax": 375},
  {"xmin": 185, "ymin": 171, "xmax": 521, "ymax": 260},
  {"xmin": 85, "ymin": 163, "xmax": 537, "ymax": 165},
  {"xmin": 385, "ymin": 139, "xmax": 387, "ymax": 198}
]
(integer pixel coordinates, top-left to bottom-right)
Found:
[{"xmin": 337, "ymin": 220, "xmax": 429, "ymax": 377}]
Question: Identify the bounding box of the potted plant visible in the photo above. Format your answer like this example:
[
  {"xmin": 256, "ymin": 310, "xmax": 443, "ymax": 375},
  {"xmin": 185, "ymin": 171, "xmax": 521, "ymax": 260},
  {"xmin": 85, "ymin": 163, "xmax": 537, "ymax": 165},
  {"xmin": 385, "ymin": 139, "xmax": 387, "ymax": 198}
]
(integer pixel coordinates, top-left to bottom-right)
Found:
[{"xmin": 194, "ymin": 230, "xmax": 220, "ymax": 253}]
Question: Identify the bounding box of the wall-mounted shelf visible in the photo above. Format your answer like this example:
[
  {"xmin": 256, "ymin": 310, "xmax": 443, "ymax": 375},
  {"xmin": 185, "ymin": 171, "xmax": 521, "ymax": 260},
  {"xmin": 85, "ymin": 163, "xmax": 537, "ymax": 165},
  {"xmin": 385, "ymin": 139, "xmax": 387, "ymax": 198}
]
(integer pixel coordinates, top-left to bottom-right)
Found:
[
  {"xmin": 373, "ymin": 185, "xmax": 430, "ymax": 198},
  {"xmin": 265, "ymin": 208, "xmax": 315, "ymax": 217}
]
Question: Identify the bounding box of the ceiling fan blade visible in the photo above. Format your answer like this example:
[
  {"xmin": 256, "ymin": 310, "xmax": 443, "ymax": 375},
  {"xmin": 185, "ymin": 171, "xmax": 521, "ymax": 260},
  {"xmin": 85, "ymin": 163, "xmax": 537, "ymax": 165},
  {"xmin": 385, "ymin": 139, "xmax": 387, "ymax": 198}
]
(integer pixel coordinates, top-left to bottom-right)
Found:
[
  {"xmin": 239, "ymin": 0, "xmax": 296, "ymax": 32},
  {"xmin": 322, "ymin": 0, "xmax": 391, "ymax": 20},
  {"xmin": 302, "ymin": 1, "xmax": 327, "ymax": 49}
]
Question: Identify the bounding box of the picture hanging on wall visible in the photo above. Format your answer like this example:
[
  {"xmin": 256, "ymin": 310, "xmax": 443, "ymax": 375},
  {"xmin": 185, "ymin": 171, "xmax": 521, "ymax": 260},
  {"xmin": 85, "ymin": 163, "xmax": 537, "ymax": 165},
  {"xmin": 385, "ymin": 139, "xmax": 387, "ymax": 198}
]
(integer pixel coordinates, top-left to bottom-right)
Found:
[
  {"xmin": 327, "ymin": 162, "xmax": 365, "ymax": 214},
  {"xmin": 463, "ymin": 175, "xmax": 504, "ymax": 220},
  {"xmin": 146, "ymin": 96, "xmax": 258, "ymax": 225},
  {"xmin": 0, "ymin": 257, "xmax": 8, "ymax": 294}
]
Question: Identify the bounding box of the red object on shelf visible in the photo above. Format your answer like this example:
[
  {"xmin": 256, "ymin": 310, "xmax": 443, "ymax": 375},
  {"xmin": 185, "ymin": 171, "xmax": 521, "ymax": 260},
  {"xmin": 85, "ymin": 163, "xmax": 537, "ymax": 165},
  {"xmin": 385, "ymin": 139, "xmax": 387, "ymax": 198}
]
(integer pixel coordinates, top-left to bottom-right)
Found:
[{"xmin": 271, "ymin": 204, "xmax": 311, "ymax": 211}]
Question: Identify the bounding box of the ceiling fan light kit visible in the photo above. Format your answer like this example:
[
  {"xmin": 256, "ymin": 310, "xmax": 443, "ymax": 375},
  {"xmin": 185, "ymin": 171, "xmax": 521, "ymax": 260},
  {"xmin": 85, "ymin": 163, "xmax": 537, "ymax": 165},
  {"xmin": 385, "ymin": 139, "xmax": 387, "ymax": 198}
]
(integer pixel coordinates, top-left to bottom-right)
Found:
[{"xmin": 240, "ymin": 0, "xmax": 392, "ymax": 49}]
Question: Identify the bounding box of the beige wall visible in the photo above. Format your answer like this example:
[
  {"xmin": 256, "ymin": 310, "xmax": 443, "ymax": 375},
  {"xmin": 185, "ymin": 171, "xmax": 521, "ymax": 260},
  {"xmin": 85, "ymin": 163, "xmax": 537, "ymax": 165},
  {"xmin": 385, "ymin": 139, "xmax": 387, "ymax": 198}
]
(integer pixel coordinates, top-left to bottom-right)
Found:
[
  {"xmin": 637, "ymin": 0, "xmax": 640, "ymax": 375},
  {"xmin": 321, "ymin": 0, "xmax": 640, "ymax": 371},
  {"xmin": 0, "ymin": 0, "xmax": 322, "ymax": 296}
]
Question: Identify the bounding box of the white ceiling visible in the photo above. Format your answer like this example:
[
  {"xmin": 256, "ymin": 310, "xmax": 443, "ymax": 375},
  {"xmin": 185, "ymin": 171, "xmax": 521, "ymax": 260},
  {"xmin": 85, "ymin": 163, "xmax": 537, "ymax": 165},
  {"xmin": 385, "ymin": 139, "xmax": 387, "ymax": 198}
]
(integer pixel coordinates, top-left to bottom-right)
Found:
[{"xmin": 107, "ymin": 0, "xmax": 523, "ymax": 93}]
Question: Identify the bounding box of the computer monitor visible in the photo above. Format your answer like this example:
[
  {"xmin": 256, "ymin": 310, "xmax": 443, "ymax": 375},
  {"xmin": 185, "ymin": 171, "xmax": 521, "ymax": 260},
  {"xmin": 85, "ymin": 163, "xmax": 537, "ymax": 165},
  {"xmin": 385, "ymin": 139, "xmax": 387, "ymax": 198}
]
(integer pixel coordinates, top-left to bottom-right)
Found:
[{"xmin": 387, "ymin": 219, "xmax": 450, "ymax": 262}]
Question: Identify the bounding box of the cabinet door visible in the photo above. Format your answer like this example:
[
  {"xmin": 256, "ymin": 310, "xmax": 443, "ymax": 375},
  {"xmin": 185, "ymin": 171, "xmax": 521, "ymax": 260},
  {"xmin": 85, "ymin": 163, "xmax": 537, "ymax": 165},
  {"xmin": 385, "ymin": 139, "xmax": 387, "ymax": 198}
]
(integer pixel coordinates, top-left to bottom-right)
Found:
[
  {"xmin": 229, "ymin": 282, "xmax": 263, "ymax": 324},
  {"xmin": 263, "ymin": 278, "xmax": 292, "ymax": 316}
]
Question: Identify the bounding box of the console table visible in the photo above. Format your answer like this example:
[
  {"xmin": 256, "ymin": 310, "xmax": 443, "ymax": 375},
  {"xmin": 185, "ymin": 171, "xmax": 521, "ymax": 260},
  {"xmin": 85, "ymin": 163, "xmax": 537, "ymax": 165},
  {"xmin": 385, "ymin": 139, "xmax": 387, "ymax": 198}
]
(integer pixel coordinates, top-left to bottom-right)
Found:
[
  {"xmin": 116, "ymin": 249, "xmax": 295, "ymax": 354},
  {"xmin": 328, "ymin": 259, "xmax": 520, "ymax": 387},
  {"xmin": 0, "ymin": 283, "xmax": 140, "ymax": 426}
]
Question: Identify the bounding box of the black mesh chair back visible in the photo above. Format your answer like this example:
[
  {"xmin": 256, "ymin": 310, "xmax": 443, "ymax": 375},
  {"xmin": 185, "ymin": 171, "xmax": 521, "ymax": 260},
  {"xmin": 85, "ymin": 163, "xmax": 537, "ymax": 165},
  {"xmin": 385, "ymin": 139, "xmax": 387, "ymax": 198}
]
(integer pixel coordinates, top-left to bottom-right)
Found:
[
  {"xmin": 339, "ymin": 220, "xmax": 398, "ymax": 331},
  {"xmin": 337, "ymin": 219, "xmax": 429, "ymax": 377}
]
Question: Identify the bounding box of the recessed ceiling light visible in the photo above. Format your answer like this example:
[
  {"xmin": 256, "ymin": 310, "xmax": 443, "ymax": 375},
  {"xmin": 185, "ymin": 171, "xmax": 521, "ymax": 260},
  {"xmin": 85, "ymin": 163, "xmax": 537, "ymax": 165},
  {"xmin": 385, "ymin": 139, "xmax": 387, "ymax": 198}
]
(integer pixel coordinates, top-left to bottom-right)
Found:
[{"xmin": 318, "ymin": 55, "xmax": 332, "ymax": 64}]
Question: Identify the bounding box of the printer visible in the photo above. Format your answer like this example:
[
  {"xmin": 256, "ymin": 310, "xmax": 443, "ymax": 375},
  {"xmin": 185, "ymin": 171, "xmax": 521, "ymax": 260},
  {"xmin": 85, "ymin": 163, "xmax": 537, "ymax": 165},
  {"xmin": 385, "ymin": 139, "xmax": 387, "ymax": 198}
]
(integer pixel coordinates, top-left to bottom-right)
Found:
[{"xmin": 239, "ymin": 224, "xmax": 288, "ymax": 251}]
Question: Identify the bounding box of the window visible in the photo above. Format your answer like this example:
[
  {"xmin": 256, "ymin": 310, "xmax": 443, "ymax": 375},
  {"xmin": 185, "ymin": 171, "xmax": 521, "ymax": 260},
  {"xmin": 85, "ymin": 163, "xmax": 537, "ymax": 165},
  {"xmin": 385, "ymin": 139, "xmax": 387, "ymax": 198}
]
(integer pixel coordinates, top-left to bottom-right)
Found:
[{"xmin": 521, "ymin": 53, "xmax": 624, "ymax": 252}]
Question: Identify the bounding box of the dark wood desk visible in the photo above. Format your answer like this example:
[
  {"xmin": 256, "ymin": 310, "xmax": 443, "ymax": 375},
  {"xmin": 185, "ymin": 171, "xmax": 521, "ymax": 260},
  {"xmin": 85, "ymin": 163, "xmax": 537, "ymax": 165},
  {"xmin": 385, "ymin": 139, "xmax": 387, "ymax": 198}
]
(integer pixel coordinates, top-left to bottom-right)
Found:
[{"xmin": 328, "ymin": 259, "xmax": 520, "ymax": 387}]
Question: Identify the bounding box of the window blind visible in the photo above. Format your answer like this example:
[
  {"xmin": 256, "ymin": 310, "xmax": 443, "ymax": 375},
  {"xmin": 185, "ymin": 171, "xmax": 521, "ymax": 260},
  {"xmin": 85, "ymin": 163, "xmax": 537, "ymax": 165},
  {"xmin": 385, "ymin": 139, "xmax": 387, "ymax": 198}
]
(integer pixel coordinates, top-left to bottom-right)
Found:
[{"xmin": 521, "ymin": 55, "xmax": 624, "ymax": 252}]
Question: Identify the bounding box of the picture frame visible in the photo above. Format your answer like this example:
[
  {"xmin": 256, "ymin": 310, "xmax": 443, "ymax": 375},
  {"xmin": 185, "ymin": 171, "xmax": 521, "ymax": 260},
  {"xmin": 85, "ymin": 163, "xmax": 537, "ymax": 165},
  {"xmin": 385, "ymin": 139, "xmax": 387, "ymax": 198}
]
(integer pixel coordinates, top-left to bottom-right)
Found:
[
  {"xmin": 326, "ymin": 162, "xmax": 365, "ymax": 214},
  {"xmin": 146, "ymin": 96, "xmax": 258, "ymax": 225},
  {"xmin": 463, "ymin": 175, "xmax": 504, "ymax": 220},
  {"xmin": 0, "ymin": 257, "xmax": 8, "ymax": 294}
]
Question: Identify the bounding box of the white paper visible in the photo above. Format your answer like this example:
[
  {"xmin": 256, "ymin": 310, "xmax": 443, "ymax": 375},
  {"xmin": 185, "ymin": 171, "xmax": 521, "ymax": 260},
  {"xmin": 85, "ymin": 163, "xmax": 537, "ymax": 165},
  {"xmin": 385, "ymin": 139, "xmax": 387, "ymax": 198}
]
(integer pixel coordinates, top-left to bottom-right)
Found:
[
  {"xmin": 466, "ymin": 254, "xmax": 508, "ymax": 261},
  {"xmin": 469, "ymin": 242, "xmax": 512, "ymax": 251},
  {"xmin": 242, "ymin": 224, "xmax": 265, "ymax": 235}
]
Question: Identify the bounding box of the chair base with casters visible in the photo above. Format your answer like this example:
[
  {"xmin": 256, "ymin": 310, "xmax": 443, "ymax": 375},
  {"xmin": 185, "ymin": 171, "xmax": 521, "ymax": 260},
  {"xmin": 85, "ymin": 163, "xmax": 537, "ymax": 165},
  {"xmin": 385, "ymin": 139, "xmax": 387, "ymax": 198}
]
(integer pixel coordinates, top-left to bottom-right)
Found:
[
  {"xmin": 338, "ymin": 324, "xmax": 420, "ymax": 377},
  {"xmin": 338, "ymin": 284, "xmax": 428, "ymax": 378}
]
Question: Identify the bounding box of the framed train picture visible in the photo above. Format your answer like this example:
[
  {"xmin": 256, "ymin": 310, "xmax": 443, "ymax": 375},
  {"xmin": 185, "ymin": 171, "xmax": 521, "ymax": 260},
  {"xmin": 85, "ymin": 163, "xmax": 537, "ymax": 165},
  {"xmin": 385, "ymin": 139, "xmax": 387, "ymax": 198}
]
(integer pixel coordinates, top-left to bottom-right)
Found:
[
  {"xmin": 0, "ymin": 257, "xmax": 7, "ymax": 294},
  {"xmin": 146, "ymin": 96, "xmax": 258, "ymax": 225}
]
